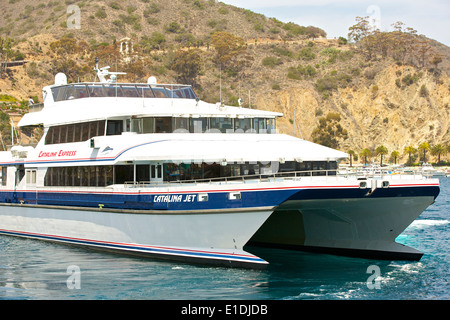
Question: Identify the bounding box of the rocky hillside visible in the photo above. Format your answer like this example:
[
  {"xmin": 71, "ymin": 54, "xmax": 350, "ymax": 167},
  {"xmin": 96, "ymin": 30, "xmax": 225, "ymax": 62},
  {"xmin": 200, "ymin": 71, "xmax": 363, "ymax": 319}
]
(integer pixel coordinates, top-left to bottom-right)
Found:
[{"xmin": 1, "ymin": 0, "xmax": 449, "ymax": 164}]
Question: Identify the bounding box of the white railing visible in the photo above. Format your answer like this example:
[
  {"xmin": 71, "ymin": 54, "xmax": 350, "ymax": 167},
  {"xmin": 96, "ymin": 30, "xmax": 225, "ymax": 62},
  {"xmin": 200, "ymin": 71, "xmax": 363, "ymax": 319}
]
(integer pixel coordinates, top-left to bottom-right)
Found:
[{"xmin": 122, "ymin": 168, "xmax": 432, "ymax": 188}]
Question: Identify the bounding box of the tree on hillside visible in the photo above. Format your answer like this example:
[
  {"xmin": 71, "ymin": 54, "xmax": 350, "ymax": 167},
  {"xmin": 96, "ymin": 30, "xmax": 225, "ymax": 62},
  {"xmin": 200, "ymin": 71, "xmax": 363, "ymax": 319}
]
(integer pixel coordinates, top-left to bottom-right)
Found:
[
  {"xmin": 375, "ymin": 145, "xmax": 388, "ymax": 166},
  {"xmin": 50, "ymin": 35, "xmax": 87, "ymax": 56},
  {"xmin": 347, "ymin": 17, "xmax": 439, "ymax": 69},
  {"xmin": 404, "ymin": 146, "xmax": 417, "ymax": 166},
  {"xmin": 311, "ymin": 112, "xmax": 348, "ymax": 149},
  {"xmin": 140, "ymin": 32, "xmax": 166, "ymax": 52},
  {"xmin": 171, "ymin": 49, "xmax": 203, "ymax": 86},
  {"xmin": 0, "ymin": 111, "xmax": 11, "ymax": 150},
  {"xmin": 210, "ymin": 31, "xmax": 246, "ymax": 69},
  {"xmin": 348, "ymin": 16, "xmax": 372, "ymax": 43}
]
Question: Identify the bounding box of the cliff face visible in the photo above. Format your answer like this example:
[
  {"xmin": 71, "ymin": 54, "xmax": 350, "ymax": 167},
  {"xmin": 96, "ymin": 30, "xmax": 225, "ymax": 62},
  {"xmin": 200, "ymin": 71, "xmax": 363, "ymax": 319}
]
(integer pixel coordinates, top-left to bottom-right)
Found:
[{"xmin": 255, "ymin": 64, "xmax": 450, "ymax": 157}]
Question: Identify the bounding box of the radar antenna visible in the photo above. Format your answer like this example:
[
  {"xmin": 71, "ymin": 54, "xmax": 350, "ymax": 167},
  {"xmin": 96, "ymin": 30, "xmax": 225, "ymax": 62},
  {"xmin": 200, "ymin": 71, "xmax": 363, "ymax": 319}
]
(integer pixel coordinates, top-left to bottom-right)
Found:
[{"xmin": 94, "ymin": 57, "xmax": 126, "ymax": 83}]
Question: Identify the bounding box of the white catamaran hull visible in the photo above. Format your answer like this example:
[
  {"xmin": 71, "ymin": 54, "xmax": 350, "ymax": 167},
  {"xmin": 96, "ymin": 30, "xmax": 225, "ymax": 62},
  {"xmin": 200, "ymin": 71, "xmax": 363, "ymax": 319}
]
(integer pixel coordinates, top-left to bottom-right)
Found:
[
  {"xmin": 0, "ymin": 204, "xmax": 273, "ymax": 268},
  {"xmin": 250, "ymin": 195, "xmax": 435, "ymax": 260}
]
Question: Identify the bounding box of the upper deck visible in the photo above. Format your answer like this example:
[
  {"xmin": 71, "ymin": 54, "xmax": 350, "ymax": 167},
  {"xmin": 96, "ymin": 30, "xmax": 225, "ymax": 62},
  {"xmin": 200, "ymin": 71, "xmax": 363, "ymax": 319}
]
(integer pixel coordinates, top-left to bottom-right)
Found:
[
  {"xmin": 50, "ymin": 82, "xmax": 197, "ymax": 102},
  {"xmin": 19, "ymin": 68, "xmax": 282, "ymax": 128}
]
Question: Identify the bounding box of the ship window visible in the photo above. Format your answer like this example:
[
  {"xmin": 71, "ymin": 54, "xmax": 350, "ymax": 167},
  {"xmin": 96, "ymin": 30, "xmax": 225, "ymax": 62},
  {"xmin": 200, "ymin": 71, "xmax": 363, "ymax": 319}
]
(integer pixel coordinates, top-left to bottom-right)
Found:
[
  {"xmin": 136, "ymin": 85, "xmax": 155, "ymax": 98},
  {"xmin": 64, "ymin": 85, "xmax": 76, "ymax": 100},
  {"xmin": 1, "ymin": 166, "xmax": 7, "ymax": 186},
  {"xmin": 51, "ymin": 87, "xmax": 62, "ymax": 102},
  {"xmin": 59, "ymin": 125, "xmax": 67, "ymax": 143},
  {"xmin": 115, "ymin": 165, "xmax": 134, "ymax": 184},
  {"xmin": 142, "ymin": 118, "xmax": 155, "ymax": 133},
  {"xmin": 74, "ymin": 123, "xmax": 81, "ymax": 141},
  {"xmin": 172, "ymin": 118, "xmax": 189, "ymax": 132},
  {"xmin": 66, "ymin": 167, "xmax": 74, "ymax": 186},
  {"xmin": 189, "ymin": 118, "xmax": 207, "ymax": 133},
  {"xmin": 45, "ymin": 127, "xmax": 53, "ymax": 145},
  {"xmin": 234, "ymin": 118, "xmax": 251, "ymax": 132},
  {"xmin": 89, "ymin": 85, "xmax": 104, "ymax": 97},
  {"xmin": 81, "ymin": 122, "xmax": 89, "ymax": 141},
  {"xmin": 203, "ymin": 163, "xmax": 220, "ymax": 179},
  {"xmin": 136, "ymin": 165, "xmax": 150, "ymax": 182},
  {"xmin": 182, "ymin": 87, "xmax": 196, "ymax": 99},
  {"xmin": 122, "ymin": 85, "xmax": 139, "ymax": 97},
  {"xmin": 97, "ymin": 120, "xmax": 106, "ymax": 136},
  {"xmin": 74, "ymin": 84, "xmax": 88, "ymax": 99},
  {"xmin": 252, "ymin": 118, "xmax": 267, "ymax": 133},
  {"xmin": 106, "ymin": 120, "xmax": 123, "ymax": 135},
  {"xmin": 155, "ymin": 117, "xmax": 172, "ymax": 133},
  {"xmin": 131, "ymin": 118, "xmax": 142, "ymax": 133},
  {"xmin": 209, "ymin": 117, "xmax": 233, "ymax": 133},
  {"xmin": 103, "ymin": 85, "xmax": 116, "ymax": 97},
  {"xmin": 53, "ymin": 126, "xmax": 61, "ymax": 144},
  {"xmin": 151, "ymin": 86, "xmax": 168, "ymax": 98},
  {"xmin": 267, "ymin": 119, "xmax": 276, "ymax": 133}
]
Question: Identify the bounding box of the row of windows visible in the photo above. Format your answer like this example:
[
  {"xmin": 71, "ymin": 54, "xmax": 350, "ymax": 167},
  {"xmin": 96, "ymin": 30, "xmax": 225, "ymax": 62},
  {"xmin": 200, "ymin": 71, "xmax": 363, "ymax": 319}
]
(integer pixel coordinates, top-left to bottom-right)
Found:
[
  {"xmin": 43, "ymin": 163, "xmax": 246, "ymax": 187},
  {"xmin": 51, "ymin": 83, "xmax": 196, "ymax": 102},
  {"xmin": 45, "ymin": 120, "xmax": 106, "ymax": 145},
  {"xmin": 45, "ymin": 117, "xmax": 277, "ymax": 145},
  {"xmin": 42, "ymin": 161, "xmax": 337, "ymax": 187},
  {"xmin": 130, "ymin": 117, "xmax": 276, "ymax": 134}
]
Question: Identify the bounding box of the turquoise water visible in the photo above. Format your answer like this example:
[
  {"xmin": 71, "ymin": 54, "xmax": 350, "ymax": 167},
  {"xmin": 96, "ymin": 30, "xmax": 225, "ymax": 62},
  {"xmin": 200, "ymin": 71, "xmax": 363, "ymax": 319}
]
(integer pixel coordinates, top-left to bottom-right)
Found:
[{"xmin": 0, "ymin": 178, "xmax": 448, "ymax": 301}]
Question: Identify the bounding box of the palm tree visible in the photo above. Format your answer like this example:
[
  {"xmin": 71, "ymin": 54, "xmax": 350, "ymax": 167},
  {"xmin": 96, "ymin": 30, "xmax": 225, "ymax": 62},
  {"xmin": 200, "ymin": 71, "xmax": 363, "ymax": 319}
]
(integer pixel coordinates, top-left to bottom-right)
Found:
[
  {"xmin": 418, "ymin": 142, "xmax": 431, "ymax": 162},
  {"xmin": 360, "ymin": 148, "xmax": 372, "ymax": 165},
  {"xmin": 390, "ymin": 150, "xmax": 400, "ymax": 165},
  {"xmin": 375, "ymin": 145, "xmax": 388, "ymax": 166},
  {"xmin": 347, "ymin": 149, "xmax": 357, "ymax": 167},
  {"xmin": 404, "ymin": 146, "xmax": 417, "ymax": 166},
  {"xmin": 431, "ymin": 144, "xmax": 446, "ymax": 165}
]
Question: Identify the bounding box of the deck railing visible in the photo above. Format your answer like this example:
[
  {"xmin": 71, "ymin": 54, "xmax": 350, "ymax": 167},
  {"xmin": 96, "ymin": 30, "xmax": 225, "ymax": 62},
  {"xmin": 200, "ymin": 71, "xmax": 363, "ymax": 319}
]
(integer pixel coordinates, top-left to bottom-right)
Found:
[
  {"xmin": 28, "ymin": 103, "xmax": 44, "ymax": 113},
  {"xmin": 123, "ymin": 168, "xmax": 431, "ymax": 188}
]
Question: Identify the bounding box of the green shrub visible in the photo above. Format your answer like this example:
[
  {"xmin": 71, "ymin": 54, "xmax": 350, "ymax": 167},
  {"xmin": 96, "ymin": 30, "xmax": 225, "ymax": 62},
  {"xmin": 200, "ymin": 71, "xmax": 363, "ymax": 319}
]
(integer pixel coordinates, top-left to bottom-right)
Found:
[
  {"xmin": 419, "ymin": 84, "xmax": 429, "ymax": 97},
  {"xmin": 299, "ymin": 47, "xmax": 315, "ymax": 60},
  {"xmin": 402, "ymin": 73, "xmax": 420, "ymax": 86},
  {"xmin": 94, "ymin": 8, "xmax": 107, "ymax": 19},
  {"xmin": 109, "ymin": 2, "xmax": 120, "ymax": 9},
  {"xmin": 272, "ymin": 84, "xmax": 281, "ymax": 90},
  {"xmin": 316, "ymin": 76, "xmax": 337, "ymax": 92},
  {"xmin": 262, "ymin": 56, "xmax": 282, "ymax": 68},
  {"xmin": 287, "ymin": 67, "xmax": 302, "ymax": 80}
]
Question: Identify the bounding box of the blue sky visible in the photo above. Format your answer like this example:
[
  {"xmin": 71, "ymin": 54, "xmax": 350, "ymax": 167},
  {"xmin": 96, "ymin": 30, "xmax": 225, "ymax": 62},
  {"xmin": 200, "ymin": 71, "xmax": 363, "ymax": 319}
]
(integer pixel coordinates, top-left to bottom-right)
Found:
[{"xmin": 222, "ymin": 0, "xmax": 450, "ymax": 46}]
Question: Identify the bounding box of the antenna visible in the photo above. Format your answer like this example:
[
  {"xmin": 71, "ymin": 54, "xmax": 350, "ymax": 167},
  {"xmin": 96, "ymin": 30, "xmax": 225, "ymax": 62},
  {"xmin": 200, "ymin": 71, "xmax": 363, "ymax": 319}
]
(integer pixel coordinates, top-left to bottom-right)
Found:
[
  {"xmin": 94, "ymin": 57, "xmax": 126, "ymax": 83},
  {"xmin": 219, "ymin": 64, "xmax": 222, "ymax": 106}
]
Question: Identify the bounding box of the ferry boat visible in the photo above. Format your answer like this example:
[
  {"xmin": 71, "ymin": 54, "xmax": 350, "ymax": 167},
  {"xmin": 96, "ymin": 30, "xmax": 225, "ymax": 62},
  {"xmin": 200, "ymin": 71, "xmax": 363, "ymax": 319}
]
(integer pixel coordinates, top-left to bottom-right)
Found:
[
  {"xmin": 420, "ymin": 163, "xmax": 446, "ymax": 178},
  {"xmin": 0, "ymin": 64, "xmax": 440, "ymax": 268}
]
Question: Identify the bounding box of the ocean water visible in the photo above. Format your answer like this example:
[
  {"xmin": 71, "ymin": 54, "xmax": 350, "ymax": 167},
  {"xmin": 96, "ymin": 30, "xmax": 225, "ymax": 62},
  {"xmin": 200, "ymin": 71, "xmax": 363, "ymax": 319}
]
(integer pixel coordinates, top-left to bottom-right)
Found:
[{"xmin": 0, "ymin": 179, "xmax": 448, "ymax": 301}]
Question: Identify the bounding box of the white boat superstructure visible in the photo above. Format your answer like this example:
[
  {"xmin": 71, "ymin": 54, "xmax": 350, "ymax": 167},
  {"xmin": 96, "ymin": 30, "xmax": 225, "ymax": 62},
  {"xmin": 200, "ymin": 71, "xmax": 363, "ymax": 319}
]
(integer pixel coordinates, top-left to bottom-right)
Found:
[
  {"xmin": 420, "ymin": 163, "xmax": 446, "ymax": 177},
  {"xmin": 0, "ymin": 64, "xmax": 440, "ymax": 267}
]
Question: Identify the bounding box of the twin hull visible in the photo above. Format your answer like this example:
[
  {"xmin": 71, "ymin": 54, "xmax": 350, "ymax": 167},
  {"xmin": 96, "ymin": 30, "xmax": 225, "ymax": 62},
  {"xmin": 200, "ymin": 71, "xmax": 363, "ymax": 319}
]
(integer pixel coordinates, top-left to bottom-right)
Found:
[{"xmin": 0, "ymin": 178, "xmax": 440, "ymax": 267}]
